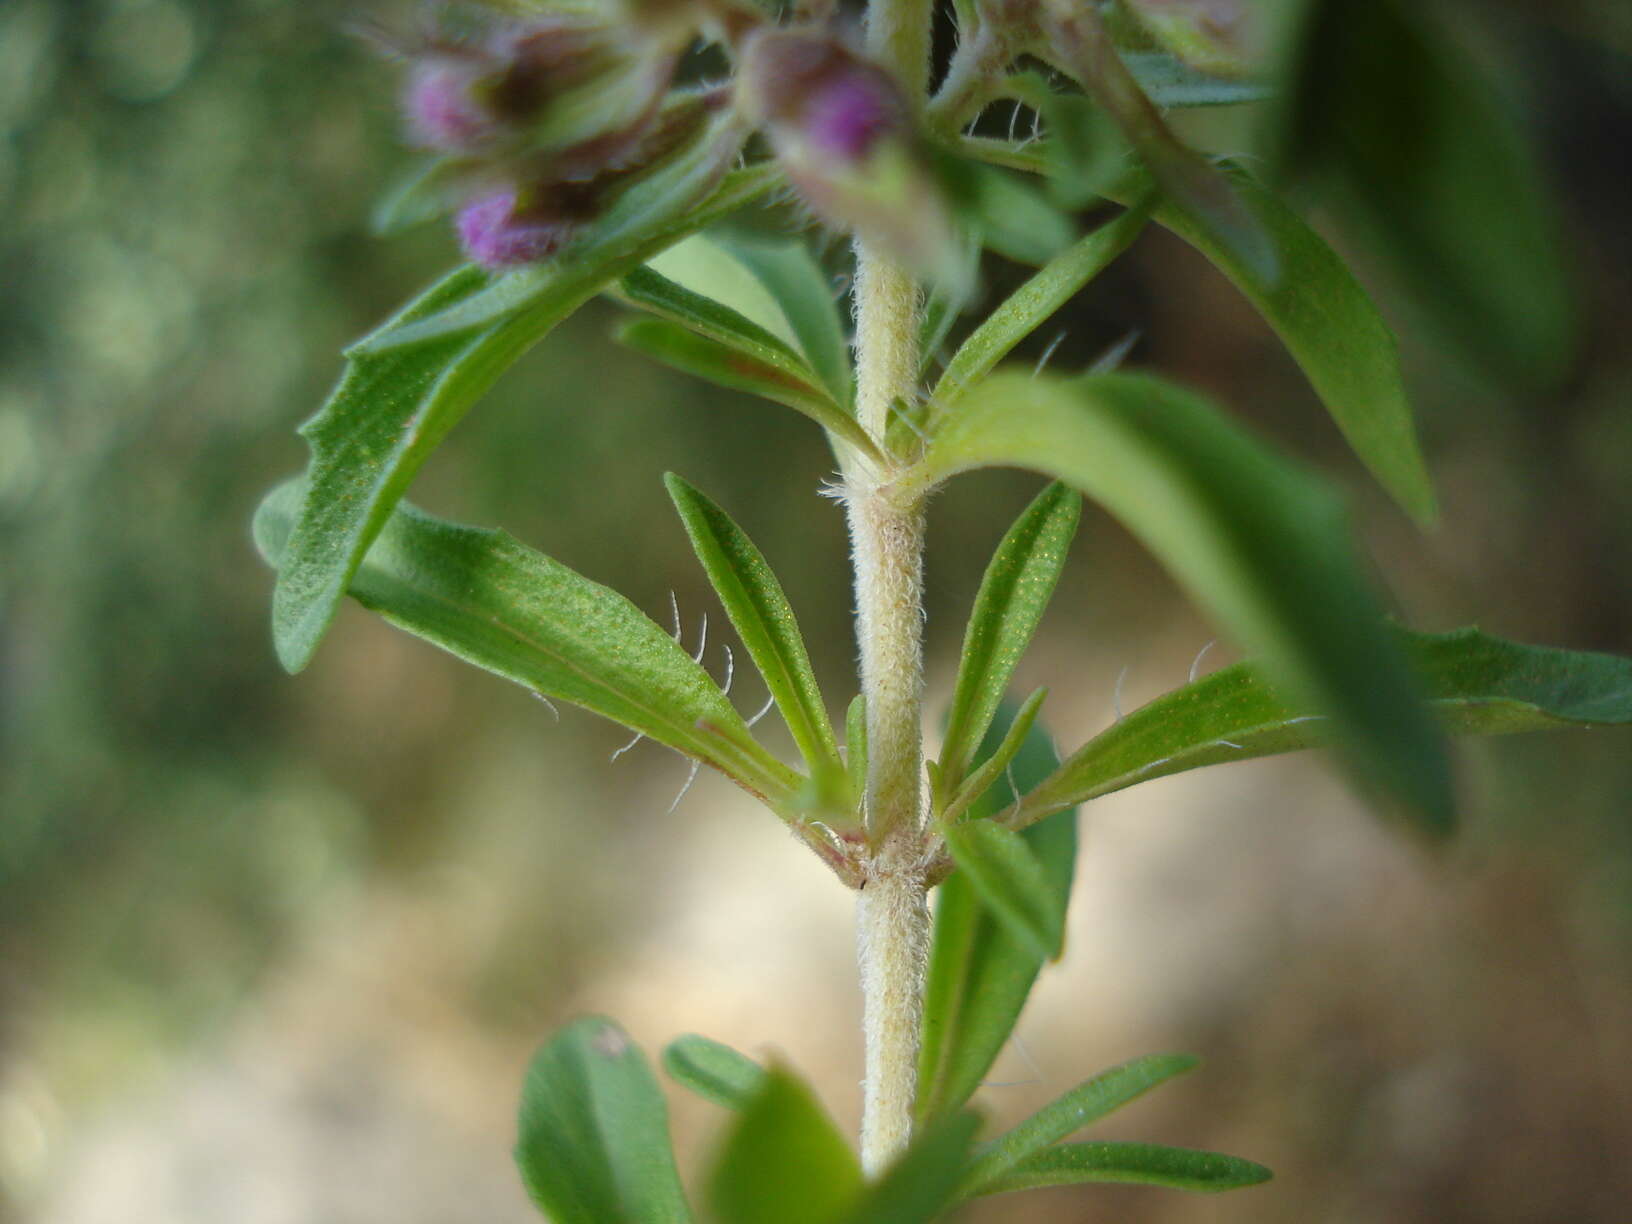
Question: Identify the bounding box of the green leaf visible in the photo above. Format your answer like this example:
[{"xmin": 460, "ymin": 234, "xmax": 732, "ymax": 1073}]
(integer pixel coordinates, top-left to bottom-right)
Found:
[
  {"xmin": 616, "ymin": 319, "xmax": 879, "ymax": 460},
  {"xmin": 255, "ymin": 482, "xmax": 800, "ymax": 809},
  {"xmin": 370, "ymin": 155, "xmax": 471, "ymax": 236},
  {"xmin": 942, "ymin": 688, "xmax": 1048, "ymax": 824},
  {"xmin": 664, "ymin": 475, "xmax": 843, "ymax": 777},
  {"xmin": 845, "ymin": 694, "xmax": 868, "ymax": 808},
  {"xmin": 936, "ymin": 482, "xmax": 1080, "ymax": 793},
  {"xmin": 907, "ymin": 370, "xmax": 1453, "ymax": 833},
  {"xmin": 940, "ymin": 156, "xmax": 1078, "ymax": 267},
  {"xmin": 942, "ymin": 820, "xmax": 1065, "ymax": 963},
  {"xmin": 514, "ymin": 1017, "xmax": 693, "ymax": 1224},
  {"xmin": 269, "ymin": 152, "xmax": 779, "ymax": 674},
  {"xmin": 958, "ymin": 1054, "xmax": 1199, "ymax": 1196},
  {"xmin": 1018, "ymin": 626, "xmax": 1632, "ymax": 821},
  {"xmin": 968, "ymin": 1140, "xmax": 1271, "ymax": 1198},
  {"xmin": 1271, "ymin": 0, "xmax": 1573, "ymax": 388},
  {"xmin": 646, "ymin": 233, "xmax": 804, "ymax": 349},
  {"xmin": 1122, "ymin": 51, "xmax": 1274, "ymax": 108},
  {"xmin": 662, "ymin": 1035, "xmax": 767, "ymax": 1111},
  {"xmin": 718, "ymin": 236, "xmax": 854, "ymax": 408},
  {"xmin": 933, "ymin": 210, "xmax": 1147, "ymax": 416},
  {"xmin": 918, "ymin": 713, "xmax": 1076, "ymax": 1122},
  {"xmin": 843, "ymin": 1112, "xmax": 982, "ymax": 1224},
  {"xmin": 708, "ymin": 1065, "xmax": 863, "ymax": 1224},
  {"xmin": 1151, "ymin": 162, "xmax": 1437, "ymax": 524}
]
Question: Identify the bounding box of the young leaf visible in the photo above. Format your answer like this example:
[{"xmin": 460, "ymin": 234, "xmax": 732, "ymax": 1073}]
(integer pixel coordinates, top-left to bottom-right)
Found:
[
  {"xmin": 616, "ymin": 319, "xmax": 880, "ymax": 460},
  {"xmin": 718, "ymin": 236, "xmax": 853, "ymax": 407},
  {"xmin": 941, "ymin": 687, "xmax": 1047, "ymax": 825},
  {"xmin": 255, "ymin": 482, "xmax": 801, "ymax": 809},
  {"xmin": 664, "ymin": 475, "xmax": 844, "ymax": 777},
  {"xmin": 932, "ymin": 209, "xmax": 1148, "ymax": 416},
  {"xmin": 1017, "ymin": 626, "xmax": 1632, "ymax": 823},
  {"xmin": 1122, "ymin": 51, "xmax": 1274, "ymax": 109},
  {"xmin": 967, "ymin": 1140, "xmax": 1271, "ymax": 1198},
  {"xmin": 906, "ymin": 370, "xmax": 1453, "ymax": 834},
  {"xmin": 842, "ymin": 1111, "xmax": 982, "ymax": 1224},
  {"xmin": 663, "ymin": 1035, "xmax": 767, "ymax": 1111},
  {"xmin": 613, "ymin": 264, "xmax": 826, "ymax": 395},
  {"xmin": 1149, "ymin": 162, "xmax": 1437, "ymax": 524},
  {"xmin": 514, "ymin": 1017, "xmax": 693, "ymax": 1224},
  {"xmin": 935, "ymin": 481, "xmax": 1079, "ymax": 794},
  {"xmin": 958, "ymin": 1054, "xmax": 1199, "ymax": 1196},
  {"xmin": 1270, "ymin": 0, "xmax": 1573, "ymax": 388},
  {"xmin": 708, "ymin": 1065, "xmax": 863, "ymax": 1224},
  {"xmin": 269, "ymin": 156, "xmax": 780, "ymax": 674},
  {"xmin": 942, "ymin": 159, "xmax": 1078, "ymax": 267},
  {"xmin": 919, "ymin": 713, "xmax": 1076, "ymax": 1122},
  {"xmin": 942, "ymin": 820, "xmax": 1065, "ymax": 963},
  {"xmin": 845, "ymin": 694, "xmax": 868, "ymax": 809}
]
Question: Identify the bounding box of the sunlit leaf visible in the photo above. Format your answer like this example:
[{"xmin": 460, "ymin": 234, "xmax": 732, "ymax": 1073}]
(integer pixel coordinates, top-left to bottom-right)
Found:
[
  {"xmin": 958, "ymin": 1054, "xmax": 1198, "ymax": 1196},
  {"xmin": 663, "ymin": 1035, "xmax": 767, "ymax": 1111},
  {"xmin": 514, "ymin": 1017, "xmax": 693, "ymax": 1224},
  {"xmin": 942, "ymin": 688, "xmax": 1047, "ymax": 825},
  {"xmin": 967, "ymin": 1140, "xmax": 1271, "ymax": 1198},
  {"xmin": 708, "ymin": 1065, "xmax": 863, "ymax": 1224},
  {"xmin": 719, "ymin": 236, "xmax": 853, "ymax": 407},
  {"xmin": 906, "ymin": 370, "xmax": 1453, "ymax": 833},
  {"xmin": 255, "ymin": 482, "xmax": 801, "ymax": 810},
  {"xmin": 918, "ymin": 713, "xmax": 1076, "ymax": 1122},
  {"xmin": 269, "ymin": 152, "xmax": 779, "ymax": 673},
  {"xmin": 936, "ymin": 481, "xmax": 1080, "ymax": 795},
  {"xmin": 665, "ymin": 475, "xmax": 843, "ymax": 778},
  {"xmin": 1018, "ymin": 626, "xmax": 1632, "ymax": 822}
]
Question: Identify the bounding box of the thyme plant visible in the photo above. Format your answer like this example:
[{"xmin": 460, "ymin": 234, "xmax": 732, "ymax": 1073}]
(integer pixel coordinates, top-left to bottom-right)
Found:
[{"xmin": 256, "ymin": 0, "xmax": 1632, "ymax": 1215}]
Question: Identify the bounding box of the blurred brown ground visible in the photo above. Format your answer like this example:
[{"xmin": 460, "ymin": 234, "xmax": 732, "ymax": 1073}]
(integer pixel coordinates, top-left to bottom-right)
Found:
[{"xmin": 2, "ymin": 2, "xmax": 1630, "ymax": 1222}]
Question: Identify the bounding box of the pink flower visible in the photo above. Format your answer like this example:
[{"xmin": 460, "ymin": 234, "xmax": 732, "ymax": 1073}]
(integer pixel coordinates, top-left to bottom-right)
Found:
[{"xmin": 456, "ymin": 191, "xmax": 573, "ymax": 269}]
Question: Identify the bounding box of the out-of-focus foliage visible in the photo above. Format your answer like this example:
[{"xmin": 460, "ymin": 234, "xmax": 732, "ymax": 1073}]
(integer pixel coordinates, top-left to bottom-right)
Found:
[{"xmin": 3, "ymin": 2, "xmax": 1631, "ymax": 1222}]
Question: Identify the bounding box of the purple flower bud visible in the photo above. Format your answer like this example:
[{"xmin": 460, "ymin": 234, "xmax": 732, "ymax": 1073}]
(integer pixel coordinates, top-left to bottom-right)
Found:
[
  {"xmin": 456, "ymin": 191, "xmax": 573, "ymax": 269},
  {"xmin": 404, "ymin": 56, "xmax": 498, "ymax": 151},
  {"xmin": 803, "ymin": 74, "xmax": 897, "ymax": 162}
]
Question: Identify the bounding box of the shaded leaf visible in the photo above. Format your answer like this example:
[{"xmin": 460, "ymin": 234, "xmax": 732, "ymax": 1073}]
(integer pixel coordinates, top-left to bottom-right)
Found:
[
  {"xmin": 514, "ymin": 1017, "xmax": 692, "ymax": 1224},
  {"xmin": 1019, "ymin": 626, "xmax": 1632, "ymax": 821},
  {"xmin": 906, "ymin": 371, "xmax": 1453, "ymax": 833},
  {"xmin": 936, "ymin": 482, "xmax": 1080, "ymax": 794},
  {"xmin": 255, "ymin": 482, "xmax": 800, "ymax": 809},
  {"xmin": 665, "ymin": 475, "xmax": 843, "ymax": 777},
  {"xmin": 942, "ymin": 688, "xmax": 1048, "ymax": 825},
  {"xmin": 617, "ymin": 319, "xmax": 880, "ymax": 460},
  {"xmin": 843, "ymin": 1112, "xmax": 982, "ymax": 1224},
  {"xmin": 708, "ymin": 1065, "xmax": 863, "ymax": 1224},
  {"xmin": 1122, "ymin": 51, "xmax": 1274, "ymax": 108},
  {"xmin": 918, "ymin": 713, "xmax": 1076, "ymax": 1122},
  {"xmin": 269, "ymin": 151, "xmax": 779, "ymax": 673},
  {"xmin": 942, "ymin": 820, "xmax": 1065, "ymax": 962},
  {"xmin": 846, "ymin": 694, "xmax": 868, "ymax": 809},
  {"xmin": 969, "ymin": 1140, "xmax": 1271, "ymax": 1198},
  {"xmin": 959, "ymin": 1054, "xmax": 1198, "ymax": 1196},
  {"xmin": 720, "ymin": 236, "xmax": 854, "ymax": 407},
  {"xmin": 663, "ymin": 1035, "xmax": 767, "ymax": 1111}
]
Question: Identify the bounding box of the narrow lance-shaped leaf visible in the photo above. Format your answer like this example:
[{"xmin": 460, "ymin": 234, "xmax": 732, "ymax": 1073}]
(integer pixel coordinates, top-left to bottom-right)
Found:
[
  {"xmin": 718, "ymin": 236, "xmax": 853, "ymax": 407},
  {"xmin": 941, "ymin": 687, "xmax": 1047, "ymax": 824},
  {"xmin": 708, "ymin": 1065, "xmax": 863, "ymax": 1224},
  {"xmin": 966, "ymin": 1141, "xmax": 1271, "ymax": 1199},
  {"xmin": 958, "ymin": 1054, "xmax": 1199, "ymax": 1197},
  {"xmin": 932, "ymin": 208, "xmax": 1148, "ymax": 417},
  {"xmin": 1017, "ymin": 626, "xmax": 1632, "ymax": 824},
  {"xmin": 269, "ymin": 142, "xmax": 777, "ymax": 673},
  {"xmin": 665, "ymin": 475, "xmax": 844, "ymax": 779},
  {"xmin": 906, "ymin": 370, "xmax": 1453, "ymax": 833},
  {"xmin": 942, "ymin": 819, "xmax": 1065, "ymax": 963},
  {"xmin": 663, "ymin": 1035, "xmax": 767, "ymax": 1111},
  {"xmin": 514, "ymin": 1017, "xmax": 693, "ymax": 1224},
  {"xmin": 918, "ymin": 711, "xmax": 1077, "ymax": 1122},
  {"xmin": 949, "ymin": 135, "xmax": 1437, "ymax": 524},
  {"xmin": 845, "ymin": 695, "xmax": 868, "ymax": 810},
  {"xmin": 255, "ymin": 482, "xmax": 800, "ymax": 809},
  {"xmin": 616, "ymin": 319, "xmax": 879, "ymax": 460},
  {"xmin": 936, "ymin": 483, "xmax": 1081, "ymax": 797}
]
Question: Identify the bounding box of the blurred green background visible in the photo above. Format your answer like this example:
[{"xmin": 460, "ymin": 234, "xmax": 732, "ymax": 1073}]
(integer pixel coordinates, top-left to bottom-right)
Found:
[{"xmin": 2, "ymin": 2, "xmax": 1630, "ymax": 1221}]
